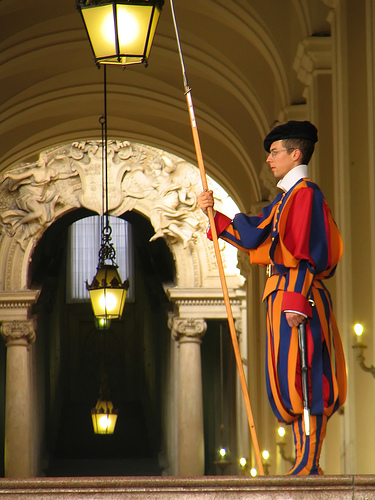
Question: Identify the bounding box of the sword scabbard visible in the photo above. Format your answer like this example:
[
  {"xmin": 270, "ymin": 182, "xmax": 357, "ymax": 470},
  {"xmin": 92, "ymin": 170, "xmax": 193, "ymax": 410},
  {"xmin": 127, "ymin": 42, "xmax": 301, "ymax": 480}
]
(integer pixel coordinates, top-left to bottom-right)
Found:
[{"xmin": 298, "ymin": 323, "xmax": 310, "ymax": 436}]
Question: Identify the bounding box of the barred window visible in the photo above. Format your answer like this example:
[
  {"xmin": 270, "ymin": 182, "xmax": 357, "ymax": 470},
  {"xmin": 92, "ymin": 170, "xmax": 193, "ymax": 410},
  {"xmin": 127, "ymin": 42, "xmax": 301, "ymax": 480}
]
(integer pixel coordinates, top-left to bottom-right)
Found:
[{"xmin": 66, "ymin": 216, "xmax": 134, "ymax": 303}]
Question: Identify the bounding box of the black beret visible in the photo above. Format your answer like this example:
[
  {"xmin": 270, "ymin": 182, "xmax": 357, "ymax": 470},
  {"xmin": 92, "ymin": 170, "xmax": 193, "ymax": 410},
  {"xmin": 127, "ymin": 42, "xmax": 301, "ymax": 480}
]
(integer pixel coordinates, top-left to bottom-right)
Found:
[{"xmin": 263, "ymin": 120, "xmax": 318, "ymax": 152}]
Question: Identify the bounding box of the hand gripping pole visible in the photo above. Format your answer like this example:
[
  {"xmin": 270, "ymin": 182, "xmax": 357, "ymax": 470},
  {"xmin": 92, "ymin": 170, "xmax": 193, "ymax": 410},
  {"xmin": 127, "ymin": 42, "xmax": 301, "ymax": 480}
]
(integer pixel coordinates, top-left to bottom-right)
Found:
[{"xmin": 169, "ymin": 0, "xmax": 264, "ymax": 476}]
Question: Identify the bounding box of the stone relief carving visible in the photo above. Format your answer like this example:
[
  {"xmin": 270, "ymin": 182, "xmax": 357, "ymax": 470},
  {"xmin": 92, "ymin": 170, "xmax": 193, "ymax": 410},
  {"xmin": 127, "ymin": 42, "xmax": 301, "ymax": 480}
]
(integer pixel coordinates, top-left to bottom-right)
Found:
[
  {"xmin": 70, "ymin": 140, "xmax": 135, "ymax": 213},
  {"xmin": 0, "ymin": 141, "xmax": 207, "ymax": 251},
  {"xmin": 117, "ymin": 146, "xmax": 207, "ymax": 247},
  {"xmin": 146, "ymin": 157, "xmax": 204, "ymax": 248},
  {"xmin": 0, "ymin": 149, "xmax": 79, "ymax": 246}
]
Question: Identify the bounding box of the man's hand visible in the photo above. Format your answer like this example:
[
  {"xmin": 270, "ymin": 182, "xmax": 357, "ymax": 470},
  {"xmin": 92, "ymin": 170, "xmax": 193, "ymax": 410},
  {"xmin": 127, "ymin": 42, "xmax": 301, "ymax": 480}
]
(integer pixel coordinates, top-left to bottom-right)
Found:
[
  {"xmin": 285, "ymin": 311, "xmax": 307, "ymax": 328},
  {"xmin": 198, "ymin": 190, "xmax": 214, "ymax": 216}
]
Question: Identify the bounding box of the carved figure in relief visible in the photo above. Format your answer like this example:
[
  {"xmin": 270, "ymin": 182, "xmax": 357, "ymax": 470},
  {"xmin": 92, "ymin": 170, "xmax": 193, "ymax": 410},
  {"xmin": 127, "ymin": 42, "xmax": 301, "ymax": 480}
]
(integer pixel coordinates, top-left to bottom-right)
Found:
[
  {"xmin": 146, "ymin": 155, "xmax": 205, "ymax": 247},
  {"xmin": 0, "ymin": 150, "xmax": 78, "ymax": 243}
]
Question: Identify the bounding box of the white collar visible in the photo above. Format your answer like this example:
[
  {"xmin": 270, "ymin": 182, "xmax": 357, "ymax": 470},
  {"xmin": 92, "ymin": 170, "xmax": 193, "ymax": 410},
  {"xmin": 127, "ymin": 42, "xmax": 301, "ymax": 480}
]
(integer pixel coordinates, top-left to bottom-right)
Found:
[{"xmin": 277, "ymin": 164, "xmax": 308, "ymax": 192}]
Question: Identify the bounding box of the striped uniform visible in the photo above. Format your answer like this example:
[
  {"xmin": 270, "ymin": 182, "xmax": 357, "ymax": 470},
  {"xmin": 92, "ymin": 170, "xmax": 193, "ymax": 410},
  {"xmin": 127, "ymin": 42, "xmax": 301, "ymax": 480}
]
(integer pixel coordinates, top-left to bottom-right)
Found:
[{"xmin": 208, "ymin": 178, "xmax": 347, "ymax": 474}]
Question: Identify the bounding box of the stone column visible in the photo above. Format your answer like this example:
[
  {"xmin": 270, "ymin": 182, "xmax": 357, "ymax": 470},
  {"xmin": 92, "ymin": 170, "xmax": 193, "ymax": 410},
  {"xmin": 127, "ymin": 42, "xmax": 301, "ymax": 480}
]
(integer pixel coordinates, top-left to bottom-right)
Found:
[
  {"xmin": 0, "ymin": 291, "xmax": 39, "ymax": 478},
  {"xmin": 171, "ymin": 317, "xmax": 207, "ymax": 476},
  {"xmin": 1, "ymin": 320, "xmax": 36, "ymax": 478}
]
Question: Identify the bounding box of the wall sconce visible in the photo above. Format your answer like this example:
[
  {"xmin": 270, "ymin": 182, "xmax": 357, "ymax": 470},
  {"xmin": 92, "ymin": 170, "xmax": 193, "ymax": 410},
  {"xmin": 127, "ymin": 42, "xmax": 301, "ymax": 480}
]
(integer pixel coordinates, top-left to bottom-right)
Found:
[
  {"xmin": 76, "ymin": 0, "xmax": 164, "ymax": 67},
  {"xmin": 352, "ymin": 323, "xmax": 375, "ymax": 378},
  {"xmin": 239, "ymin": 456, "xmax": 248, "ymax": 475},
  {"xmin": 214, "ymin": 445, "xmax": 232, "ymax": 474},
  {"xmin": 276, "ymin": 426, "xmax": 294, "ymax": 466},
  {"xmin": 261, "ymin": 449, "xmax": 270, "ymax": 475}
]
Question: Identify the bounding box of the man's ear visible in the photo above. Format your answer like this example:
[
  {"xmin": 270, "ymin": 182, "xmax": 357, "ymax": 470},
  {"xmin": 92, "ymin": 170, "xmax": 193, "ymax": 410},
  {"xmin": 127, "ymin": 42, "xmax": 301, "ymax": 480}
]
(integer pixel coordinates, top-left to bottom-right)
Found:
[{"xmin": 292, "ymin": 148, "xmax": 302, "ymax": 162}]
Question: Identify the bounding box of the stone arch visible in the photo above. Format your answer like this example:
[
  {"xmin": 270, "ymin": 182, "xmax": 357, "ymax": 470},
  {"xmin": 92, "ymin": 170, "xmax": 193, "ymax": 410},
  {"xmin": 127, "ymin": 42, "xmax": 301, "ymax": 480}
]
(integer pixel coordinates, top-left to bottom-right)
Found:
[{"xmin": 0, "ymin": 140, "xmax": 244, "ymax": 293}]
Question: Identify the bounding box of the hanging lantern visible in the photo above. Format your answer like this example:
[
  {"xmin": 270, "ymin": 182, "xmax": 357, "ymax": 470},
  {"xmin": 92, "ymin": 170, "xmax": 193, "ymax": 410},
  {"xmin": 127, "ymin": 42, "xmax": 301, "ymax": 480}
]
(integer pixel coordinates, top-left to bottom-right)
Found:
[
  {"xmin": 91, "ymin": 398, "xmax": 119, "ymax": 434},
  {"xmin": 76, "ymin": 0, "xmax": 164, "ymax": 67},
  {"xmin": 87, "ymin": 262, "xmax": 129, "ymax": 320}
]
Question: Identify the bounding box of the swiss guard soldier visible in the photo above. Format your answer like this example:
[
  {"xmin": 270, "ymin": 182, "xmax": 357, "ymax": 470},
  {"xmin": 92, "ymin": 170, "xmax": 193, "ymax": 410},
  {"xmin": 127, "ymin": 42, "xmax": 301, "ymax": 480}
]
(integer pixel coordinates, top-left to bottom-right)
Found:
[{"xmin": 198, "ymin": 120, "xmax": 347, "ymax": 475}]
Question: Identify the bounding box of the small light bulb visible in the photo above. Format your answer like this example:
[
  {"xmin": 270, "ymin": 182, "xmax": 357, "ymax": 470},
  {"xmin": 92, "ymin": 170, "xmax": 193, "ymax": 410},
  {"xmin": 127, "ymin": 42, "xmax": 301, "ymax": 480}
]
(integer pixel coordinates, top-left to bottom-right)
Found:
[
  {"xmin": 354, "ymin": 323, "xmax": 364, "ymax": 336},
  {"xmin": 219, "ymin": 448, "xmax": 226, "ymax": 458},
  {"xmin": 99, "ymin": 291, "xmax": 118, "ymax": 312},
  {"xmin": 278, "ymin": 426, "xmax": 286, "ymax": 438},
  {"xmin": 262, "ymin": 449, "xmax": 270, "ymax": 460},
  {"xmin": 250, "ymin": 467, "xmax": 257, "ymax": 477},
  {"xmin": 239, "ymin": 457, "xmax": 247, "ymax": 467},
  {"xmin": 98, "ymin": 415, "xmax": 110, "ymax": 430}
]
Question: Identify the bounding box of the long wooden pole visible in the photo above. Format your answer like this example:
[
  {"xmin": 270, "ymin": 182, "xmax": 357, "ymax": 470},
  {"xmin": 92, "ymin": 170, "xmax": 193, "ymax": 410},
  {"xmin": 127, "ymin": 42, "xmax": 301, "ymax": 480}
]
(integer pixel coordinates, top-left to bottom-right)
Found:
[{"xmin": 169, "ymin": 0, "xmax": 264, "ymax": 476}]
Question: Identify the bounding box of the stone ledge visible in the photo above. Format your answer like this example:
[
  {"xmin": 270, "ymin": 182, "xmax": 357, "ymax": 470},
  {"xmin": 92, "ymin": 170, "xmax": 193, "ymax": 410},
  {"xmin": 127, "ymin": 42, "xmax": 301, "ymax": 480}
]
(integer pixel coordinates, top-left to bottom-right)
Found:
[{"xmin": 0, "ymin": 476, "xmax": 374, "ymax": 499}]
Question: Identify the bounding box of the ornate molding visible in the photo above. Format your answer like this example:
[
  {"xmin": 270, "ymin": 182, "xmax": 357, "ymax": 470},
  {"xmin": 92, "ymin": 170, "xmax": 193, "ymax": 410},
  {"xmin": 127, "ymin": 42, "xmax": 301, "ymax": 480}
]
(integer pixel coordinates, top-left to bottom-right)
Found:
[
  {"xmin": 0, "ymin": 320, "xmax": 36, "ymax": 346},
  {"xmin": 0, "ymin": 290, "xmax": 40, "ymax": 322},
  {"xmin": 173, "ymin": 298, "xmax": 242, "ymax": 308},
  {"xmin": 0, "ymin": 141, "xmax": 207, "ymax": 251},
  {"xmin": 168, "ymin": 286, "xmax": 246, "ymax": 320},
  {"xmin": 170, "ymin": 317, "xmax": 207, "ymax": 344},
  {"xmin": 293, "ymin": 36, "xmax": 332, "ymax": 87}
]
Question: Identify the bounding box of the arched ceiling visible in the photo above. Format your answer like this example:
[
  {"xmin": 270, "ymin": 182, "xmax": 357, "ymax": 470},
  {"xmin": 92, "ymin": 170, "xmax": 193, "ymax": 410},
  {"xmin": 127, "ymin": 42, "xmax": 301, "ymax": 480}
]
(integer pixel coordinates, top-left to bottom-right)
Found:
[{"xmin": 0, "ymin": 0, "xmax": 331, "ymax": 212}]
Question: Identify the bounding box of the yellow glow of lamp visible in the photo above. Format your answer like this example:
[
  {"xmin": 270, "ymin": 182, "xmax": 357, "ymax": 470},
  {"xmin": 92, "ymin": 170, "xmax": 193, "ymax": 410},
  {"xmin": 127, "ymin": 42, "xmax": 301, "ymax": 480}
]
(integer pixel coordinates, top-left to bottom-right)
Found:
[
  {"xmin": 76, "ymin": 0, "xmax": 164, "ymax": 67},
  {"xmin": 91, "ymin": 398, "xmax": 118, "ymax": 434},
  {"xmin": 87, "ymin": 263, "xmax": 129, "ymax": 320}
]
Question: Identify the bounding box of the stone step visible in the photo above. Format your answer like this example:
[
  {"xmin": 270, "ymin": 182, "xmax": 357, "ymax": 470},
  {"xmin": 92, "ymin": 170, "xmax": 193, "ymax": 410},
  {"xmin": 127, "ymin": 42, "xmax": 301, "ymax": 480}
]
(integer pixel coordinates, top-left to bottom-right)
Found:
[{"xmin": 0, "ymin": 476, "xmax": 374, "ymax": 499}]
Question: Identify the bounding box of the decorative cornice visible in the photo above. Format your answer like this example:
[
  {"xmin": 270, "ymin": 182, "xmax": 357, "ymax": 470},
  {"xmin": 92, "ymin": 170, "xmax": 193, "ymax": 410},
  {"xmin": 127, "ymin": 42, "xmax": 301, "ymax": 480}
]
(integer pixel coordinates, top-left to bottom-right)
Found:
[
  {"xmin": 168, "ymin": 287, "xmax": 246, "ymax": 320},
  {"xmin": 0, "ymin": 290, "xmax": 40, "ymax": 322},
  {"xmin": 173, "ymin": 298, "xmax": 242, "ymax": 308}
]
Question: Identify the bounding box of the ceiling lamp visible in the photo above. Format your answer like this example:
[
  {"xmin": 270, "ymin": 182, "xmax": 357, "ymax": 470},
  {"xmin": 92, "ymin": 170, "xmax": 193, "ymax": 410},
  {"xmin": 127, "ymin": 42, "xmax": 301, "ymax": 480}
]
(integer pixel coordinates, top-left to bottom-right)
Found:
[{"xmin": 76, "ymin": 0, "xmax": 164, "ymax": 67}]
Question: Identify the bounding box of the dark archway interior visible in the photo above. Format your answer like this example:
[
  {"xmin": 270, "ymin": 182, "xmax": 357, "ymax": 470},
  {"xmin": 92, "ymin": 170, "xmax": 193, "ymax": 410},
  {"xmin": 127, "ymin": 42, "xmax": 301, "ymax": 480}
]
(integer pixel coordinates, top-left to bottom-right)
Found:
[{"xmin": 30, "ymin": 208, "xmax": 175, "ymax": 476}]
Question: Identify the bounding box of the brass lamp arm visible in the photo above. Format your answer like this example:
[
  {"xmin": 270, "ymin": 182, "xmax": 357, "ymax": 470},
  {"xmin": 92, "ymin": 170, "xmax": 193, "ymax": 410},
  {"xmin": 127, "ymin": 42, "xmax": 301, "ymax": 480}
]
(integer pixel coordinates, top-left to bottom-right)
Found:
[{"xmin": 352, "ymin": 343, "xmax": 375, "ymax": 378}]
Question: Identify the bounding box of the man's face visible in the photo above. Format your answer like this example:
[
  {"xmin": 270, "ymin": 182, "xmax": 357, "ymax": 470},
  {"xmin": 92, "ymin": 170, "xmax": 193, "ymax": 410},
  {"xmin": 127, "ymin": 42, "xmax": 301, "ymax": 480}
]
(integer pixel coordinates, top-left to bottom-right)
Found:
[{"xmin": 266, "ymin": 140, "xmax": 296, "ymax": 179}]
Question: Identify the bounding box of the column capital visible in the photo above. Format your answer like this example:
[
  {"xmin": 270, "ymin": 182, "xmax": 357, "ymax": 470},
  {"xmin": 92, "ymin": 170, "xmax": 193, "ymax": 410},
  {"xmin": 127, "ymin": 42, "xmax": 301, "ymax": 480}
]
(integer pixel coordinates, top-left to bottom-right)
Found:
[
  {"xmin": 1, "ymin": 320, "xmax": 36, "ymax": 347},
  {"xmin": 169, "ymin": 316, "xmax": 207, "ymax": 344}
]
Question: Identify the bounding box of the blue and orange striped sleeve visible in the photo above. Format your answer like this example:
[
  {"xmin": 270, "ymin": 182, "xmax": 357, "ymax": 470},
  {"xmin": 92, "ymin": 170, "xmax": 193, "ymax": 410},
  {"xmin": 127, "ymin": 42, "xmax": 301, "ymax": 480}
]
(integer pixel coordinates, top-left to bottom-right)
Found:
[{"xmin": 207, "ymin": 194, "xmax": 283, "ymax": 255}]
